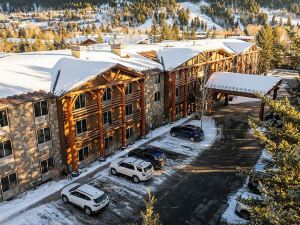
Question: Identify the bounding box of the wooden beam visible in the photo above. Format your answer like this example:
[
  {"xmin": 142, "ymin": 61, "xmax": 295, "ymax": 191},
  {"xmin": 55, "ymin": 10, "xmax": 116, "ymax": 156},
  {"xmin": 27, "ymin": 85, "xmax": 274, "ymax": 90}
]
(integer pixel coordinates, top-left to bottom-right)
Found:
[
  {"xmin": 183, "ymin": 69, "xmax": 188, "ymax": 117},
  {"xmin": 118, "ymin": 84, "xmax": 127, "ymax": 147},
  {"xmin": 140, "ymin": 80, "xmax": 146, "ymax": 137},
  {"xmin": 65, "ymin": 96, "xmax": 78, "ymax": 174},
  {"xmin": 260, "ymin": 102, "xmax": 265, "ymax": 121},
  {"xmin": 96, "ymin": 89, "xmax": 105, "ymax": 158}
]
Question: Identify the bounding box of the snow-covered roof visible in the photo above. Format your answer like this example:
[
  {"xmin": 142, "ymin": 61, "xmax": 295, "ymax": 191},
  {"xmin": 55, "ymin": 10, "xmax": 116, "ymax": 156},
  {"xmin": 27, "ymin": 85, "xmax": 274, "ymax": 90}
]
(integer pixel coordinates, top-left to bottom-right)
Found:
[
  {"xmin": 206, "ymin": 72, "xmax": 282, "ymax": 95},
  {"xmin": 0, "ymin": 51, "xmax": 71, "ymax": 98}
]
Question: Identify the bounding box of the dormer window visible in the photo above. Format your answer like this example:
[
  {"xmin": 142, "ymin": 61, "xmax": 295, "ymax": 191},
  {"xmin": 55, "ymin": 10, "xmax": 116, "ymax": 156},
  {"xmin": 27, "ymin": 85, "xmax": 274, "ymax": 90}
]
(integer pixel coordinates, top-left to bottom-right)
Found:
[
  {"xmin": 34, "ymin": 101, "xmax": 48, "ymax": 118},
  {"xmin": 125, "ymin": 83, "xmax": 133, "ymax": 95},
  {"xmin": 0, "ymin": 110, "xmax": 8, "ymax": 127},
  {"xmin": 74, "ymin": 94, "xmax": 86, "ymax": 110}
]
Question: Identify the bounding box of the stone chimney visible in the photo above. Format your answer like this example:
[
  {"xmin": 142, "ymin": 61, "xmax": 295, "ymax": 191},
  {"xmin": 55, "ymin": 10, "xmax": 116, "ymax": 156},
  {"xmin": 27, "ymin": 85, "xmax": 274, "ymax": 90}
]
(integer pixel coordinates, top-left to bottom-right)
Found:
[
  {"xmin": 111, "ymin": 44, "xmax": 128, "ymax": 58},
  {"xmin": 71, "ymin": 45, "xmax": 87, "ymax": 58}
]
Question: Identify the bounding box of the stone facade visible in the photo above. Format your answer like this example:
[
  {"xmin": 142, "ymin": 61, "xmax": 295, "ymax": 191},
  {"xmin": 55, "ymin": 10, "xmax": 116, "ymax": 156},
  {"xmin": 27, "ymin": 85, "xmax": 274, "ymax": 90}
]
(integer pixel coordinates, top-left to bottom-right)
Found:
[
  {"xmin": 144, "ymin": 70, "xmax": 166, "ymax": 130},
  {"xmin": 0, "ymin": 96, "xmax": 62, "ymax": 201}
]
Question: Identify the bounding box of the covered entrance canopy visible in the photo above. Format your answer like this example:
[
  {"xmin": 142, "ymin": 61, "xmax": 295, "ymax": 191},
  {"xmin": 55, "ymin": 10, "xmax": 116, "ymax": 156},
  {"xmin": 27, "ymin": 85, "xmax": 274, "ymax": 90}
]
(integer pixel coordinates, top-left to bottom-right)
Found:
[{"xmin": 206, "ymin": 72, "xmax": 282, "ymax": 120}]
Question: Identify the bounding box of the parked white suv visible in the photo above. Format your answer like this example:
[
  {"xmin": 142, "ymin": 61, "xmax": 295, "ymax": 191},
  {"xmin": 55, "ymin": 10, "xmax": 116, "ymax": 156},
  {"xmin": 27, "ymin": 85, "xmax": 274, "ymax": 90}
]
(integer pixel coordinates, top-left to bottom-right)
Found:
[
  {"xmin": 110, "ymin": 157, "xmax": 154, "ymax": 183},
  {"xmin": 61, "ymin": 183, "xmax": 109, "ymax": 215}
]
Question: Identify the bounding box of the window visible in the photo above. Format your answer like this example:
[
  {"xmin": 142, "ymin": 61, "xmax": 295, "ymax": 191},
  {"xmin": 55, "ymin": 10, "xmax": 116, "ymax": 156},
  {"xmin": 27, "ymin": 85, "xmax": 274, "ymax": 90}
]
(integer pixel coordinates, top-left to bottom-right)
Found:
[
  {"xmin": 155, "ymin": 74, "xmax": 160, "ymax": 84},
  {"xmin": 125, "ymin": 104, "xmax": 133, "ymax": 116},
  {"xmin": 74, "ymin": 94, "xmax": 86, "ymax": 110},
  {"xmin": 76, "ymin": 119, "xmax": 87, "ymax": 135},
  {"xmin": 41, "ymin": 157, "xmax": 55, "ymax": 174},
  {"xmin": 34, "ymin": 101, "xmax": 48, "ymax": 118},
  {"xmin": 154, "ymin": 92, "xmax": 160, "ymax": 102},
  {"xmin": 1, "ymin": 173, "xmax": 18, "ymax": 192},
  {"xmin": 0, "ymin": 140, "xmax": 12, "ymax": 159},
  {"xmin": 103, "ymin": 88, "xmax": 112, "ymax": 101},
  {"xmin": 176, "ymin": 88, "xmax": 179, "ymax": 97},
  {"xmin": 126, "ymin": 127, "xmax": 133, "ymax": 140},
  {"xmin": 37, "ymin": 127, "xmax": 51, "ymax": 144},
  {"xmin": 104, "ymin": 136, "xmax": 113, "ymax": 150},
  {"xmin": 176, "ymin": 73, "xmax": 180, "ymax": 80},
  {"xmin": 137, "ymin": 167, "xmax": 143, "ymax": 172},
  {"xmin": 78, "ymin": 146, "xmax": 89, "ymax": 162},
  {"xmin": 103, "ymin": 111, "xmax": 112, "ymax": 125},
  {"xmin": 0, "ymin": 110, "xmax": 8, "ymax": 127},
  {"xmin": 127, "ymin": 164, "xmax": 134, "ymax": 170},
  {"xmin": 125, "ymin": 83, "xmax": 132, "ymax": 95}
]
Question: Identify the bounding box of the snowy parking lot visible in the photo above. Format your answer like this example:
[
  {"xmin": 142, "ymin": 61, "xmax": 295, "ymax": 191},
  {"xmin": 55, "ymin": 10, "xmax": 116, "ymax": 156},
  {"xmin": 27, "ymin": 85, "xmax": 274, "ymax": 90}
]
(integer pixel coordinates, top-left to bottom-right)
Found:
[{"xmin": 2, "ymin": 117, "xmax": 218, "ymax": 225}]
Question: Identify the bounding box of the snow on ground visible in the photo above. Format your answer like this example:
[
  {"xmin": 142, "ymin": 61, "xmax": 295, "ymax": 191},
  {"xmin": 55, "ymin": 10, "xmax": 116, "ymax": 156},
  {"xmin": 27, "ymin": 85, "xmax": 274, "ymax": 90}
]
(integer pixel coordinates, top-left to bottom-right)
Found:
[
  {"xmin": 0, "ymin": 115, "xmax": 192, "ymax": 223},
  {"xmin": 4, "ymin": 116, "xmax": 218, "ymax": 225},
  {"xmin": 179, "ymin": 1, "xmax": 223, "ymax": 31},
  {"xmin": 221, "ymin": 149, "xmax": 272, "ymax": 224},
  {"xmin": 230, "ymin": 96, "xmax": 261, "ymax": 105},
  {"xmin": 262, "ymin": 8, "xmax": 300, "ymax": 26}
]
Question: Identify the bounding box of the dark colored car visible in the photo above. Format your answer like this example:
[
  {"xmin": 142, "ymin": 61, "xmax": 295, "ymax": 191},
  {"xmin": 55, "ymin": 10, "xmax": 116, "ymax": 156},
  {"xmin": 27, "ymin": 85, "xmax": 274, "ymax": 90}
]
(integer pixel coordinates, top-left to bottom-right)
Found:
[
  {"xmin": 170, "ymin": 125, "xmax": 204, "ymax": 142},
  {"xmin": 128, "ymin": 147, "xmax": 167, "ymax": 169}
]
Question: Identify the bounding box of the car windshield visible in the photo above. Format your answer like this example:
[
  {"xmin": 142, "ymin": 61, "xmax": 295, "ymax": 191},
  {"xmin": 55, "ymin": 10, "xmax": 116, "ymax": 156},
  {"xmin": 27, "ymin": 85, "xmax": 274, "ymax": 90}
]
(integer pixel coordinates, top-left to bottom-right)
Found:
[
  {"xmin": 144, "ymin": 164, "xmax": 153, "ymax": 172},
  {"xmin": 69, "ymin": 185, "xmax": 80, "ymax": 192},
  {"xmin": 94, "ymin": 193, "xmax": 107, "ymax": 204}
]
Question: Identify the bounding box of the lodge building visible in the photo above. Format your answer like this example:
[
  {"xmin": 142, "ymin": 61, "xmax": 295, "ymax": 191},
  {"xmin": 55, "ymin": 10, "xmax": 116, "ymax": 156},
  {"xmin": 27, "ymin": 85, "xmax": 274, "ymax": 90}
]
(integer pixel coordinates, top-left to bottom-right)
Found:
[{"xmin": 0, "ymin": 39, "xmax": 260, "ymax": 201}]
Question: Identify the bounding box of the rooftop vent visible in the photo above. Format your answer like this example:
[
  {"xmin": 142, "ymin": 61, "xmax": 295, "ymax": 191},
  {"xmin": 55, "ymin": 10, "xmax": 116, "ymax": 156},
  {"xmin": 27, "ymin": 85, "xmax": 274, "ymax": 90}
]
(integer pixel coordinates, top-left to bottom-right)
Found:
[
  {"xmin": 111, "ymin": 44, "xmax": 128, "ymax": 58},
  {"xmin": 71, "ymin": 45, "xmax": 87, "ymax": 58}
]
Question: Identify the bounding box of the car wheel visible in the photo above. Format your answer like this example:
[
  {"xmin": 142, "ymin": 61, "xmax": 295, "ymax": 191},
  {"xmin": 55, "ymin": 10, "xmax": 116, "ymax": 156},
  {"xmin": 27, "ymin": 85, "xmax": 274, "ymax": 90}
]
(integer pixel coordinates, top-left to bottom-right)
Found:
[
  {"xmin": 62, "ymin": 195, "xmax": 69, "ymax": 203},
  {"xmin": 171, "ymin": 132, "xmax": 176, "ymax": 137},
  {"xmin": 84, "ymin": 206, "xmax": 93, "ymax": 216},
  {"xmin": 239, "ymin": 210, "xmax": 250, "ymax": 220},
  {"xmin": 132, "ymin": 175, "xmax": 140, "ymax": 183},
  {"xmin": 111, "ymin": 168, "xmax": 117, "ymax": 175},
  {"xmin": 190, "ymin": 137, "xmax": 195, "ymax": 142}
]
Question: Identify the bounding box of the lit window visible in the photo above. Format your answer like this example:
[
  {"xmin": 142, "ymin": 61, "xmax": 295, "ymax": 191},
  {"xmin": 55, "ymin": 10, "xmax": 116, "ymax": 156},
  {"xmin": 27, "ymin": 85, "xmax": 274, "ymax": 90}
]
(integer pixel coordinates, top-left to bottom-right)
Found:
[
  {"xmin": 34, "ymin": 101, "xmax": 48, "ymax": 117},
  {"xmin": 74, "ymin": 94, "xmax": 86, "ymax": 110},
  {"xmin": 37, "ymin": 127, "xmax": 51, "ymax": 144}
]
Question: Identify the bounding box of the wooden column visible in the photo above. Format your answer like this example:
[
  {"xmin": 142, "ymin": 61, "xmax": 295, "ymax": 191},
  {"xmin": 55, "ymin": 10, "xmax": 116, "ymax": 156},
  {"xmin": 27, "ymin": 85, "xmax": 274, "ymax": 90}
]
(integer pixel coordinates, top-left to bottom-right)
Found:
[
  {"xmin": 140, "ymin": 80, "xmax": 146, "ymax": 137},
  {"xmin": 119, "ymin": 84, "xmax": 127, "ymax": 147},
  {"xmin": 224, "ymin": 94, "xmax": 229, "ymax": 106},
  {"xmin": 273, "ymin": 87, "xmax": 278, "ymax": 100},
  {"xmin": 183, "ymin": 69, "xmax": 188, "ymax": 117},
  {"xmin": 65, "ymin": 96, "xmax": 78, "ymax": 174},
  {"xmin": 259, "ymin": 102, "xmax": 265, "ymax": 121},
  {"xmin": 96, "ymin": 89, "xmax": 105, "ymax": 158},
  {"xmin": 171, "ymin": 72, "xmax": 176, "ymax": 122}
]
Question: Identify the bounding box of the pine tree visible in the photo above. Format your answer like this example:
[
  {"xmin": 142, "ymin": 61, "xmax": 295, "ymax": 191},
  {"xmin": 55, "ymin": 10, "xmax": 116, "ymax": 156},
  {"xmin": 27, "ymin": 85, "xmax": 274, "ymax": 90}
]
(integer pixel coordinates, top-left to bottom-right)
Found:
[
  {"xmin": 150, "ymin": 18, "xmax": 160, "ymax": 43},
  {"xmin": 141, "ymin": 191, "xmax": 161, "ymax": 225},
  {"xmin": 248, "ymin": 96, "xmax": 300, "ymax": 225},
  {"xmin": 256, "ymin": 25, "xmax": 274, "ymax": 74},
  {"xmin": 287, "ymin": 29, "xmax": 300, "ymax": 73},
  {"xmin": 271, "ymin": 27, "xmax": 285, "ymax": 69},
  {"xmin": 287, "ymin": 15, "xmax": 292, "ymax": 27}
]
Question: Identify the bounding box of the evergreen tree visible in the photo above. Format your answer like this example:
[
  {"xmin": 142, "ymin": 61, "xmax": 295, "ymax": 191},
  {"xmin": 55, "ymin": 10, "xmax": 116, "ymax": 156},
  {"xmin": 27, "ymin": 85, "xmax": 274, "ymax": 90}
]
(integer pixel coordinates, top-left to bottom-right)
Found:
[
  {"xmin": 271, "ymin": 27, "xmax": 285, "ymax": 69},
  {"xmin": 287, "ymin": 15, "xmax": 292, "ymax": 27},
  {"xmin": 141, "ymin": 191, "xmax": 161, "ymax": 225},
  {"xmin": 150, "ymin": 18, "xmax": 160, "ymax": 43},
  {"xmin": 287, "ymin": 29, "xmax": 300, "ymax": 73},
  {"xmin": 256, "ymin": 25, "xmax": 274, "ymax": 74},
  {"xmin": 248, "ymin": 96, "xmax": 300, "ymax": 225}
]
